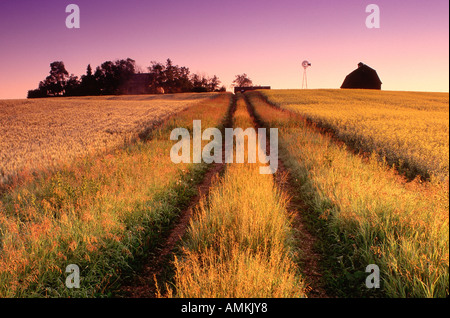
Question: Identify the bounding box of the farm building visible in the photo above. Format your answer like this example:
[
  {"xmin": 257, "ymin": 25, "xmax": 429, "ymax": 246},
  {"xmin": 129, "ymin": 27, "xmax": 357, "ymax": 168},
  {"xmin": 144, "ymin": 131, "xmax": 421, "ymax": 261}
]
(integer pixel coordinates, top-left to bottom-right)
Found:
[
  {"xmin": 122, "ymin": 73, "xmax": 153, "ymax": 94},
  {"xmin": 234, "ymin": 86, "xmax": 271, "ymax": 94},
  {"xmin": 340, "ymin": 62, "xmax": 382, "ymax": 90}
]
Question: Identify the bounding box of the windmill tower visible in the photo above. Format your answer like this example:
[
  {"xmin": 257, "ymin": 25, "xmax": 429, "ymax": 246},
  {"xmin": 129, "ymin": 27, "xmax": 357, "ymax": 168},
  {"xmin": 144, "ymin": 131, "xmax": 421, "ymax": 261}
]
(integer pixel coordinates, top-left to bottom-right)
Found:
[{"xmin": 302, "ymin": 60, "xmax": 311, "ymax": 89}]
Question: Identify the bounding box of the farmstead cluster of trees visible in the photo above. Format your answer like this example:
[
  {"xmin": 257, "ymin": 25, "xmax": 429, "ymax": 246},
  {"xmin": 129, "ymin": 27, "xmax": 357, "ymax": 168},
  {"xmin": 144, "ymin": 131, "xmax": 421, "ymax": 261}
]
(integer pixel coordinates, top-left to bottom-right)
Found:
[{"xmin": 27, "ymin": 58, "xmax": 226, "ymax": 98}]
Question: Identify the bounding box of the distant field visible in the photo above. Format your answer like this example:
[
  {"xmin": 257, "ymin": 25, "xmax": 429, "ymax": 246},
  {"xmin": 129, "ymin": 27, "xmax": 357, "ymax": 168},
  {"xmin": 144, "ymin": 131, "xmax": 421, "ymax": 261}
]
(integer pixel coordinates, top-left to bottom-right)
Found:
[
  {"xmin": 0, "ymin": 93, "xmax": 215, "ymax": 185},
  {"xmin": 260, "ymin": 89, "xmax": 449, "ymax": 181}
]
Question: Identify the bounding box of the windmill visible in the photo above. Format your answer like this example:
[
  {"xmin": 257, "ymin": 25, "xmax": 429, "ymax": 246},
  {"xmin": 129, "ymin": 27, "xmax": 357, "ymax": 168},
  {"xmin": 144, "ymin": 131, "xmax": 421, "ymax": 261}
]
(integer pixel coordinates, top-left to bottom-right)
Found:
[{"xmin": 302, "ymin": 60, "xmax": 311, "ymax": 89}]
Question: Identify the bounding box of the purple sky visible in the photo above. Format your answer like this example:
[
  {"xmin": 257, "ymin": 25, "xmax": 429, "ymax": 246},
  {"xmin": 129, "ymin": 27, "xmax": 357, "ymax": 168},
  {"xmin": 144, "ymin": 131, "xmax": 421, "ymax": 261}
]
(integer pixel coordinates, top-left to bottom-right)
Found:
[{"xmin": 0, "ymin": 0, "xmax": 448, "ymax": 99}]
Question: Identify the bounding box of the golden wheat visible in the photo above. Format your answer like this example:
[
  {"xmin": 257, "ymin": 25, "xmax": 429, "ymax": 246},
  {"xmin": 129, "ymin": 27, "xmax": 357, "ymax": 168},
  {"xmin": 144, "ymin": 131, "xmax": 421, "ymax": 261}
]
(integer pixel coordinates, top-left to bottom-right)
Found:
[
  {"xmin": 249, "ymin": 92, "xmax": 449, "ymax": 298},
  {"xmin": 167, "ymin": 97, "xmax": 307, "ymax": 298},
  {"xmin": 0, "ymin": 93, "xmax": 215, "ymax": 185},
  {"xmin": 260, "ymin": 89, "xmax": 449, "ymax": 181},
  {"xmin": 0, "ymin": 93, "xmax": 228, "ymax": 297}
]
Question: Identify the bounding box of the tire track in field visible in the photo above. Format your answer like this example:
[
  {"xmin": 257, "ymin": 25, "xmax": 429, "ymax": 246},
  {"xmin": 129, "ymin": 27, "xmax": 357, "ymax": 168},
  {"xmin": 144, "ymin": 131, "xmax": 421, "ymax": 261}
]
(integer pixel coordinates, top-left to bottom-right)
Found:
[
  {"xmin": 119, "ymin": 162, "xmax": 225, "ymax": 298},
  {"xmin": 243, "ymin": 93, "xmax": 329, "ymax": 298},
  {"xmin": 118, "ymin": 96, "xmax": 237, "ymax": 298}
]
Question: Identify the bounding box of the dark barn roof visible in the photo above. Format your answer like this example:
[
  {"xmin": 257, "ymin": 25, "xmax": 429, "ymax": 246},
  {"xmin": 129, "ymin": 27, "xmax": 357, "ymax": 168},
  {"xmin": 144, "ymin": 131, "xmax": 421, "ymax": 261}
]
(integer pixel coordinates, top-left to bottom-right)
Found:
[{"xmin": 341, "ymin": 62, "xmax": 382, "ymax": 90}]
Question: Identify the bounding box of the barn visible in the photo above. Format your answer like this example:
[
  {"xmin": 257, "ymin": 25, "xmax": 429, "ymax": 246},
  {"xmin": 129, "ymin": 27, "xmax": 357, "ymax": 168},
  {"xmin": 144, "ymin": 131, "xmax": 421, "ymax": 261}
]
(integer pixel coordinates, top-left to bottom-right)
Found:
[{"xmin": 340, "ymin": 62, "xmax": 382, "ymax": 90}]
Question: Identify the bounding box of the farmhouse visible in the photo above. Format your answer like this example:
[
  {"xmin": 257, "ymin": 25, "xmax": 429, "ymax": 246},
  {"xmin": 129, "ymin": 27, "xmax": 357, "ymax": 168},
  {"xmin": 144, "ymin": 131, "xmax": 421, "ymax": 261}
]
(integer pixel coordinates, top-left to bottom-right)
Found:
[
  {"xmin": 122, "ymin": 73, "xmax": 152, "ymax": 94},
  {"xmin": 234, "ymin": 86, "xmax": 271, "ymax": 94},
  {"xmin": 340, "ymin": 62, "xmax": 382, "ymax": 90},
  {"xmin": 121, "ymin": 73, "xmax": 165, "ymax": 94}
]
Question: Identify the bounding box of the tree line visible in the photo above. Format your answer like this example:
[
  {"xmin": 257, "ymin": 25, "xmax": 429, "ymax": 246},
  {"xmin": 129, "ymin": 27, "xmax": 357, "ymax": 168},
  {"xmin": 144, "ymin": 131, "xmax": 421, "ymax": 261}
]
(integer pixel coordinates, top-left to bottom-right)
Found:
[{"xmin": 27, "ymin": 58, "xmax": 226, "ymax": 98}]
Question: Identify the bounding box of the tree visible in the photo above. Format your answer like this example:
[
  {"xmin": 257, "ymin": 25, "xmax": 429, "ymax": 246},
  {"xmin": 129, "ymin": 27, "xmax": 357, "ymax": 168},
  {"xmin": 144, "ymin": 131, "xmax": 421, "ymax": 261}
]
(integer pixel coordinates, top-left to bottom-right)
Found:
[
  {"xmin": 231, "ymin": 73, "xmax": 253, "ymax": 87},
  {"xmin": 177, "ymin": 66, "xmax": 193, "ymax": 92},
  {"xmin": 148, "ymin": 61, "xmax": 167, "ymax": 93},
  {"xmin": 64, "ymin": 74, "xmax": 80, "ymax": 96},
  {"xmin": 27, "ymin": 87, "xmax": 47, "ymax": 98},
  {"xmin": 164, "ymin": 58, "xmax": 176, "ymax": 93},
  {"xmin": 208, "ymin": 75, "xmax": 221, "ymax": 92},
  {"xmin": 95, "ymin": 61, "xmax": 115, "ymax": 94},
  {"xmin": 94, "ymin": 58, "xmax": 136, "ymax": 95},
  {"xmin": 148, "ymin": 59, "xmax": 196, "ymax": 93},
  {"xmin": 28, "ymin": 57, "xmax": 223, "ymax": 98},
  {"xmin": 41, "ymin": 61, "xmax": 70, "ymax": 96},
  {"xmin": 86, "ymin": 63, "xmax": 92, "ymax": 77},
  {"xmin": 114, "ymin": 58, "xmax": 136, "ymax": 94},
  {"xmin": 79, "ymin": 64, "xmax": 99, "ymax": 95},
  {"xmin": 191, "ymin": 73, "xmax": 208, "ymax": 92}
]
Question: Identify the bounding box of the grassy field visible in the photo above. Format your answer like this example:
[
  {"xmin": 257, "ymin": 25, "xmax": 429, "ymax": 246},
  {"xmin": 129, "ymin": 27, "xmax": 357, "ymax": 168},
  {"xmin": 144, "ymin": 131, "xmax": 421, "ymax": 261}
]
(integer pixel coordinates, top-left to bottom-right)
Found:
[
  {"xmin": 0, "ymin": 89, "xmax": 448, "ymax": 298},
  {"xmin": 0, "ymin": 93, "xmax": 215, "ymax": 186},
  {"xmin": 248, "ymin": 91, "xmax": 449, "ymax": 297},
  {"xmin": 0, "ymin": 93, "xmax": 230, "ymax": 297},
  {"xmin": 165, "ymin": 96, "xmax": 307, "ymax": 298},
  {"xmin": 259, "ymin": 89, "xmax": 449, "ymax": 182}
]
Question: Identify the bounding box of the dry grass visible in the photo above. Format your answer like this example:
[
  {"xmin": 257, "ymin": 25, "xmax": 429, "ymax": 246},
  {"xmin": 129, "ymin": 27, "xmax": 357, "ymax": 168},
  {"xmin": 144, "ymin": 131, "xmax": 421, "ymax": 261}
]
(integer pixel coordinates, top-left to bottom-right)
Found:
[
  {"xmin": 248, "ymin": 92, "xmax": 449, "ymax": 298},
  {"xmin": 260, "ymin": 89, "xmax": 449, "ymax": 181},
  {"xmin": 0, "ymin": 93, "xmax": 230, "ymax": 297},
  {"xmin": 166, "ymin": 97, "xmax": 307, "ymax": 298},
  {"xmin": 0, "ymin": 93, "xmax": 215, "ymax": 185}
]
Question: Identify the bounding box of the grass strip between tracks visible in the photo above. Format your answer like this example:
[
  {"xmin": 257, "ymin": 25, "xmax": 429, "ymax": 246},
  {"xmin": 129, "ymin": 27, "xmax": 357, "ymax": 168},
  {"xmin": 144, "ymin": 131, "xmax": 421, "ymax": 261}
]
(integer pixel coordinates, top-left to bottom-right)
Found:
[{"xmin": 165, "ymin": 95, "xmax": 308, "ymax": 298}]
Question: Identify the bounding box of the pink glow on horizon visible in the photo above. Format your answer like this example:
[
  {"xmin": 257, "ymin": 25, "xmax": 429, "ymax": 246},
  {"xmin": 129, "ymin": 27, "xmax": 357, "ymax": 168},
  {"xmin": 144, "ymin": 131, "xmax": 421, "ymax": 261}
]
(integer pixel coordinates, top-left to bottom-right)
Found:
[{"xmin": 0, "ymin": 0, "xmax": 448, "ymax": 99}]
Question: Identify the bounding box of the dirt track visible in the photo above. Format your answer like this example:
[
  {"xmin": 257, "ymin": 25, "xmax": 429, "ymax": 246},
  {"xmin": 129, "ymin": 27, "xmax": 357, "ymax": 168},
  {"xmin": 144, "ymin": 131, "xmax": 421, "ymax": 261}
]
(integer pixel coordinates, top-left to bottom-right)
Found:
[
  {"xmin": 119, "ymin": 94, "xmax": 328, "ymax": 298},
  {"xmin": 119, "ymin": 96, "xmax": 236, "ymax": 298},
  {"xmin": 244, "ymin": 94, "xmax": 328, "ymax": 298}
]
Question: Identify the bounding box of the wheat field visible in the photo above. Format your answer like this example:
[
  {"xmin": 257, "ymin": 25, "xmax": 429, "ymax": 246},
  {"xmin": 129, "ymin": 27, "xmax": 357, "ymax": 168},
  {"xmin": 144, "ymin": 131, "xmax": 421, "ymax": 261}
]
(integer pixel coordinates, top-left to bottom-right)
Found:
[
  {"xmin": 1, "ymin": 89, "xmax": 448, "ymax": 298},
  {"xmin": 248, "ymin": 91, "xmax": 449, "ymax": 298},
  {"xmin": 0, "ymin": 93, "xmax": 214, "ymax": 185},
  {"xmin": 0, "ymin": 93, "xmax": 230, "ymax": 297},
  {"xmin": 260, "ymin": 89, "xmax": 449, "ymax": 181},
  {"xmin": 167, "ymin": 97, "xmax": 307, "ymax": 298}
]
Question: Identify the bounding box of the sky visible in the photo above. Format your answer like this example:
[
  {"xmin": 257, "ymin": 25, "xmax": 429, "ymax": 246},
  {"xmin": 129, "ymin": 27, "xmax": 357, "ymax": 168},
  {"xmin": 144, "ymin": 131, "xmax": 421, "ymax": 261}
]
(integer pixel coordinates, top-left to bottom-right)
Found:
[{"xmin": 0, "ymin": 0, "xmax": 448, "ymax": 99}]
